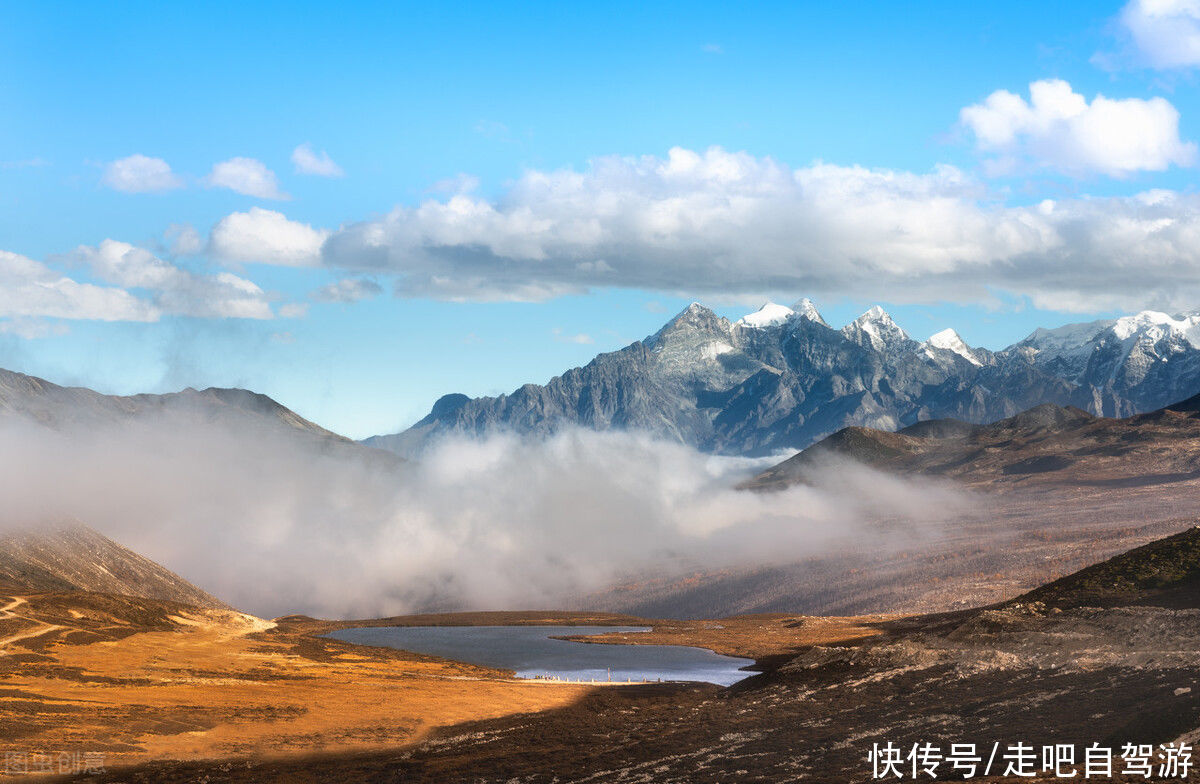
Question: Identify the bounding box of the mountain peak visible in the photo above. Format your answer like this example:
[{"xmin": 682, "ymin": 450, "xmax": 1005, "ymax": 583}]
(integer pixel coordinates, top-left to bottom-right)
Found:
[
  {"xmin": 791, "ymin": 298, "xmax": 829, "ymax": 327},
  {"xmin": 859, "ymin": 305, "xmax": 892, "ymax": 323},
  {"xmin": 928, "ymin": 327, "xmax": 962, "ymax": 344},
  {"xmin": 925, "ymin": 328, "xmax": 982, "ymax": 366},
  {"xmin": 737, "ymin": 301, "xmax": 795, "ymax": 329},
  {"xmin": 841, "ymin": 306, "xmax": 911, "ymax": 353},
  {"xmin": 649, "ymin": 302, "xmax": 730, "ymax": 347}
]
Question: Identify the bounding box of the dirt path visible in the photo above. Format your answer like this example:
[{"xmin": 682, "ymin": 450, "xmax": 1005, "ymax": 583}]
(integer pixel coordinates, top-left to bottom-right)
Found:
[
  {"xmin": 0, "ymin": 594, "xmax": 65, "ymax": 649},
  {"xmin": 0, "ymin": 595, "xmax": 26, "ymax": 616}
]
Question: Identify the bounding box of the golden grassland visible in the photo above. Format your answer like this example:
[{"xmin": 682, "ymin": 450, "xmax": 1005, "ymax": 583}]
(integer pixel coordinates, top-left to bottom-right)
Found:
[
  {"xmin": 0, "ymin": 593, "xmax": 592, "ymax": 778},
  {"xmin": 0, "ymin": 591, "xmax": 894, "ymax": 780}
]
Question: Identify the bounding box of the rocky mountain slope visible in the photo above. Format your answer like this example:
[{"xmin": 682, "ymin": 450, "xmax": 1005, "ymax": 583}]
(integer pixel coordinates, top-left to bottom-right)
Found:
[
  {"xmin": 746, "ymin": 394, "xmax": 1200, "ymax": 491},
  {"xmin": 369, "ymin": 300, "xmax": 1200, "ymax": 457},
  {"xmin": 0, "ymin": 523, "xmax": 228, "ymax": 609},
  {"xmin": 1016, "ymin": 525, "xmax": 1200, "ymax": 611}
]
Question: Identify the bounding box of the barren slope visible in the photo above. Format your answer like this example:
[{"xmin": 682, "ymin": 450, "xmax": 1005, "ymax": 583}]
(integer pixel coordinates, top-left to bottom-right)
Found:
[{"xmin": 0, "ymin": 523, "xmax": 227, "ymax": 609}]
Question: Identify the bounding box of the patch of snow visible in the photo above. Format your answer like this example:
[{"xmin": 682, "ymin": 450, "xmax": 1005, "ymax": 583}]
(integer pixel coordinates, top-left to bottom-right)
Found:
[
  {"xmin": 737, "ymin": 302, "xmax": 795, "ymax": 329},
  {"xmin": 790, "ymin": 298, "xmax": 829, "ymax": 327},
  {"xmin": 702, "ymin": 342, "xmax": 736, "ymax": 360}
]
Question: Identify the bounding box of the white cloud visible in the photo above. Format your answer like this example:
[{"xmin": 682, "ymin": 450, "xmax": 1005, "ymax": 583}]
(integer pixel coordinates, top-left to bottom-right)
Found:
[
  {"xmin": 317, "ymin": 145, "xmax": 1200, "ymax": 312},
  {"xmin": 960, "ymin": 79, "xmax": 1196, "ymax": 177},
  {"xmin": 312, "ymin": 278, "xmax": 383, "ymax": 303},
  {"xmin": 1114, "ymin": 0, "xmax": 1200, "ymax": 69},
  {"xmin": 208, "ymin": 207, "xmax": 328, "ymax": 266},
  {"xmin": 204, "ymin": 157, "xmax": 289, "ymax": 200},
  {"xmin": 0, "ymin": 250, "xmax": 158, "ymax": 322},
  {"xmin": 291, "ymin": 143, "xmax": 344, "ymax": 177},
  {"xmin": 164, "ymin": 223, "xmax": 203, "ymax": 256},
  {"xmin": 65, "ymin": 240, "xmax": 273, "ymax": 320},
  {"xmin": 101, "ymin": 154, "xmax": 183, "ymax": 193}
]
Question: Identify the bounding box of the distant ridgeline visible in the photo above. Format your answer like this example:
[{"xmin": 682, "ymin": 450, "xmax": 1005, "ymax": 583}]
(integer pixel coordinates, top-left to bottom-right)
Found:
[{"xmin": 367, "ymin": 302, "xmax": 1200, "ymax": 457}]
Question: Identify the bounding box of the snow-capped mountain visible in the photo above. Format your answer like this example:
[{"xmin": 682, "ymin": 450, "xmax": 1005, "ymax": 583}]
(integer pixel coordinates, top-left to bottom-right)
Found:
[
  {"xmin": 736, "ymin": 302, "xmax": 796, "ymax": 328},
  {"xmin": 366, "ymin": 302, "xmax": 1200, "ymax": 457},
  {"xmin": 1014, "ymin": 311, "xmax": 1200, "ymax": 416},
  {"xmin": 923, "ymin": 329, "xmax": 982, "ymax": 367},
  {"xmin": 840, "ymin": 305, "xmax": 915, "ymax": 354}
]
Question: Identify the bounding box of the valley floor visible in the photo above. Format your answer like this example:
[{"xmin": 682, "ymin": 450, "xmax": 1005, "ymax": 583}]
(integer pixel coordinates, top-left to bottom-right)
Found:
[
  {"xmin": 0, "ymin": 597, "xmax": 884, "ymax": 781},
  {"xmin": 0, "ymin": 596, "xmax": 605, "ymax": 780}
]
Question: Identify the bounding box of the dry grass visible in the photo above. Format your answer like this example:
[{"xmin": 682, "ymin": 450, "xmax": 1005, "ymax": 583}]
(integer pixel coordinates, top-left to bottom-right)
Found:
[
  {"xmin": 0, "ymin": 594, "xmax": 592, "ymax": 778},
  {"xmin": 556, "ymin": 612, "xmax": 900, "ymax": 660}
]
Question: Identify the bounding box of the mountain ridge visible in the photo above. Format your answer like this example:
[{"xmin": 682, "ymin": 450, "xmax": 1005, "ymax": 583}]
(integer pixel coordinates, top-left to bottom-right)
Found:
[
  {"xmin": 368, "ymin": 300, "xmax": 1200, "ymax": 457},
  {"xmin": 0, "ymin": 522, "xmax": 229, "ymax": 609},
  {"xmin": 744, "ymin": 395, "xmax": 1200, "ymax": 492},
  {"xmin": 0, "ymin": 367, "xmax": 348, "ymax": 442}
]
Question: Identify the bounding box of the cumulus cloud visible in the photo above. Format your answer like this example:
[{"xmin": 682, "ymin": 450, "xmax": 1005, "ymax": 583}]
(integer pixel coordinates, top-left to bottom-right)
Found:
[
  {"xmin": 63, "ymin": 240, "xmax": 274, "ymax": 320},
  {"xmin": 101, "ymin": 154, "xmax": 183, "ymax": 193},
  {"xmin": 291, "ymin": 143, "xmax": 344, "ymax": 177},
  {"xmin": 316, "ymin": 145, "xmax": 1200, "ymax": 312},
  {"xmin": 209, "ymin": 207, "xmax": 328, "ymax": 266},
  {"xmin": 0, "ymin": 250, "xmax": 158, "ymax": 322},
  {"xmin": 312, "ymin": 277, "xmax": 383, "ymax": 303},
  {"xmin": 960, "ymin": 79, "xmax": 1196, "ymax": 177},
  {"xmin": 204, "ymin": 157, "xmax": 289, "ymax": 200},
  {"xmin": 164, "ymin": 223, "xmax": 204, "ymax": 256},
  {"xmin": 0, "ymin": 418, "xmax": 973, "ymax": 617},
  {"xmin": 1112, "ymin": 0, "xmax": 1200, "ymax": 69}
]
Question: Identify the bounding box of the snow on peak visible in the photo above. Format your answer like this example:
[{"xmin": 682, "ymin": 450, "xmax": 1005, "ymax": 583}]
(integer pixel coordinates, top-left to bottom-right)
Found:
[
  {"xmin": 737, "ymin": 301, "xmax": 795, "ymax": 329},
  {"xmin": 842, "ymin": 306, "xmax": 911, "ymax": 352},
  {"xmin": 926, "ymin": 328, "xmax": 981, "ymax": 366},
  {"xmin": 790, "ymin": 298, "xmax": 829, "ymax": 326},
  {"xmin": 1021, "ymin": 310, "xmax": 1200, "ymax": 362},
  {"xmin": 860, "ymin": 305, "xmax": 892, "ymax": 323},
  {"xmin": 1110, "ymin": 310, "xmax": 1200, "ymax": 346}
]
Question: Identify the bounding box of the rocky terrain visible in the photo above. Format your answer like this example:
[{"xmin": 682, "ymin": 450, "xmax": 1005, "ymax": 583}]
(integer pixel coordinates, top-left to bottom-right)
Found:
[
  {"xmin": 77, "ymin": 527, "xmax": 1200, "ymax": 783},
  {"xmin": 0, "ymin": 523, "xmax": 227, "ymax": 609},
  {"xmin": 747, "ymin": 394, "xmax": 1200, "ymax": 491},
  {"xmin": 367, "ymin": 301, "xmax": 1200, "ymax": 458},
  {"xmin": 581, "ymin": 395, "xmax": 1200, "ymax": 619}
]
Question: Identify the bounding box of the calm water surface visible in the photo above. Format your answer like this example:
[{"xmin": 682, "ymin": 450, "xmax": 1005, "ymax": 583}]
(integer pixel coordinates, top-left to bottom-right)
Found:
[{"xmin": 325, "ymin": 625, "xmax": 753, "ymax": 686}]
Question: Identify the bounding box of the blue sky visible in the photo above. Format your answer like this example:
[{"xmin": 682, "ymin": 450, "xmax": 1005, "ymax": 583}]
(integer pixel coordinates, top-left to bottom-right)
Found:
[{"xmin": 4, "ymin": 1, "xmax": 1200, "ymax": 437}]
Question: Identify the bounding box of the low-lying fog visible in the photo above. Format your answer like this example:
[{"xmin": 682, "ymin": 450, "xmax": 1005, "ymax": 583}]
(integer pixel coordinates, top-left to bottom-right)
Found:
[{"xmin": 0, "ymin": 416, "xmax": 974, "ymax": 618}]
